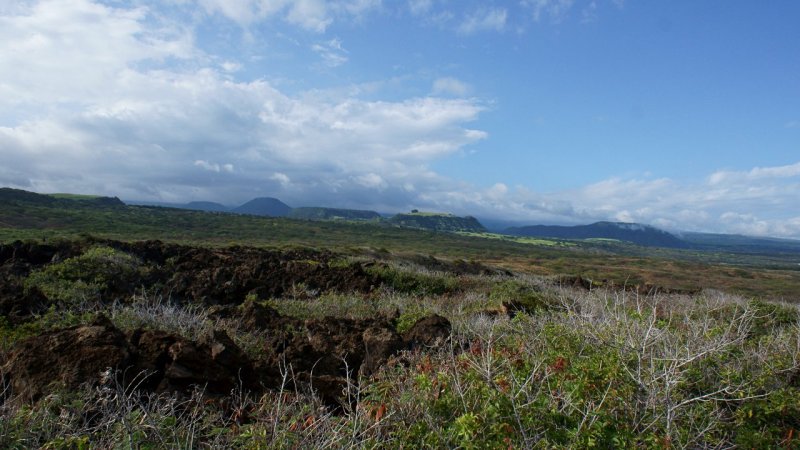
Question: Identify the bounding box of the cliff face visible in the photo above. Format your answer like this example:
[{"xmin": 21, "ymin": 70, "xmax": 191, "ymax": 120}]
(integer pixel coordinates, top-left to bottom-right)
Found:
[{"xmin": 389, "ymin": 213, "xmax": 487, "ymax": 233}]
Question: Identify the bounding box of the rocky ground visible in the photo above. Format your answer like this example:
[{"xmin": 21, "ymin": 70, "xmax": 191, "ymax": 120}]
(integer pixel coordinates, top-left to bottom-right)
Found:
[{"xmin": 0, "ymin": 239, "xmax": 454, "ymax": 408}]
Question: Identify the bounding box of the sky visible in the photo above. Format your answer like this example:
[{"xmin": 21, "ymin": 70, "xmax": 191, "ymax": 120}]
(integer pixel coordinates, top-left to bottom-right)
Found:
[{"xmin": 1, "ymin": 0, "xmax": 799, "ymax": 238}]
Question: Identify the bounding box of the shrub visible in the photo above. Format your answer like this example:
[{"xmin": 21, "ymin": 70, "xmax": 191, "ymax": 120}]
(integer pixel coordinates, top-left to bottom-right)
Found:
[
  {"xmin": 23, "ymin": 247, "xmax": 142, "ymax": 305},
  {"xmin": 488, "ymin": 280, "xmax": 557, "ymax": 313},
  {"xmin": 369, "ymin": 265, "xmax": 460, "ymax": 296}
]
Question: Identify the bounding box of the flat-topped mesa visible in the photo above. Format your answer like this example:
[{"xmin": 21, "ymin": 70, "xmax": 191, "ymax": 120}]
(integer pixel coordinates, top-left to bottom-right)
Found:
[{"xmin": 389, "ymin": 211, "xmax": 487, "ymax": 233}]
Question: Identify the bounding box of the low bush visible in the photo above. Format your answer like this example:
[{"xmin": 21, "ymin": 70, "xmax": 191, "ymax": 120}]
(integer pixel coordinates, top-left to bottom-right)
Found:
[
  {"xmin": 23, "ymin": 246, "xmax": 143, "ymax": 305},
  {"xmin": 488, "ymin": 279, "xmax": 558, "ymax": 313},
  {"xmin": 369, "ymin": 265, "xmax": 460, "ymax": 296}
]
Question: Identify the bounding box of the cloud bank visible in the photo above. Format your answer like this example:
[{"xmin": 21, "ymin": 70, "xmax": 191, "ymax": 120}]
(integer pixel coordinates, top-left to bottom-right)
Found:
[{"xmin": 1, "ymin": 0, "xmax": 798, "ymax": 239}]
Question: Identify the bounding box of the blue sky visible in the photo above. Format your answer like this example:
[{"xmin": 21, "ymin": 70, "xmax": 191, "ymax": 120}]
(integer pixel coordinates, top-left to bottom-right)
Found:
[{"xmin": 1, "ymin": 0, "xmax": 799, "ymax": 237}]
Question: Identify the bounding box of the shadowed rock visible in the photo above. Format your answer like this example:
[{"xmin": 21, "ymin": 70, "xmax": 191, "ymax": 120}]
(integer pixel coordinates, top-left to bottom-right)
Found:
[
  {"xmin": 402, "ymin": 315, "xmax": 451, "ymax": 350},
  {"xmin": 1, "ymin": 316, "xmax": 257, "ymax": 404}
]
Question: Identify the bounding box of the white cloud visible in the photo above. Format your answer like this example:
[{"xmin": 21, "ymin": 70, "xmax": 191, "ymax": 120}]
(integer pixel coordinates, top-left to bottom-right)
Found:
[
  {"xmin": 270, "ymin": 172, "xmax": 291, "ymax": 187},
  {"xmin": 708, "ymin": 162, "xmax": 800, "ymax": 185},
  {"xmin": 194, "ymin": 160, "xmax": 234, "ymax": 173},
  {"xmin": 195, "ymin": 0, "xmax": 380, "ymax": 31},
  {"xmin": 0, "ymin": 0, "xmax": 194, "ymax": 114},
  {"xmin": 486, "ymin": 183, "xmax": 508, "ymax": 200},
  {"xmin": 312, "ymin": 38, "xmax": 349, "ymax": 67},
  {"xmin": 355, "ymin": 173, "xmax": 388, "ymax": 190},
  {"xmin": 432, "ymin": 77, "xmax": 471, "ymax": 96},
  {"xmin": 1, "ymin": 1, "xmax": 797, "ymax": 240},
  {"xmin": 221, "ymin": 61, "xmax": 242, "ymax": 73},
  {"xmin": 0, "ymin": 0, "xmax": 487, "ymax": 208},
  {"xmin": 457, "ymin": 8, "xmax": 507, "ymax": 34}
]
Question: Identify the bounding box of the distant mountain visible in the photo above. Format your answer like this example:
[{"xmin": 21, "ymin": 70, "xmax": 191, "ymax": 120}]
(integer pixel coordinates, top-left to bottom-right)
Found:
[
  {"xmin": 288, "ymin": 207, "xmax": 381, "ymax": 221},
  {"xmin": 183, "ymin": 201, "xmax": 229, "ymax": 212},
  {"xmin": 232, "ymin": 197, "xmax": 291, "ymax": 217},
  {"xmin": 680, "ymin": 232, "xmax": 800, "ymax": 255},
  {"xmin": 0, "ymin": 188, "xmax": 124, "ymax": 208},
  {"xmin": 389, "ymin": 212, "xmax": 487, "ymax": 233},
  {"xmin": 506, "ymin": 221, "xmax": 690, "ymax": 249},
  {"xmin": 0, "ymin": 188, "xmax": 60, "ymax": 206}
]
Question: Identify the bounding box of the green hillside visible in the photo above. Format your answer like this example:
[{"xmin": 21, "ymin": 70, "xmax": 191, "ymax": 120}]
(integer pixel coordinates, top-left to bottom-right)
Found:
[
  {"xmin": 288, "ymin": 207, "xmax": 381, "ymax": 221},
  {"xmin": 2, "ymin": 187, "xmax": 800, "ymax": 299},
  {"xmin": 389, "ymin": 212, "xmax": 487, "ymax": 233}
]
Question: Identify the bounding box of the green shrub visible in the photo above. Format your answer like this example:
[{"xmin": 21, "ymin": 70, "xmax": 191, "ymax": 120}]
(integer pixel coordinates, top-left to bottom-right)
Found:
[
  {"xmin": 0, "ymin": 306, "xmax": 97, "ymax": 350},
  {"xmin": 369, "ymin": 265, "xmax": 460, "ymax": 296},
  {"xmin": 24, "ymin": 246, "xmax": 142, "ymax": 305},
  {"xmin": 488, "ymin": 280, "xmax": 557, "ymax": 313},
  {"xmin": 395, "ymin": 305, "xmax": 430, "ymax": 334},
  {"xmin": 748, "ymin": 299, "xmax": 799, "ymax": 339}
]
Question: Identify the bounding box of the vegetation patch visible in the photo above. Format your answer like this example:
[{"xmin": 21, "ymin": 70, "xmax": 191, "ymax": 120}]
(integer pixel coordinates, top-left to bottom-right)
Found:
[
  {"xmin": 489, "ymin": 279, "xmax": 559, "ymax": 313},
  {"xmin": 368, "ymin": 264, "xmax": 461, "ymax": 296},
  {"xmin": 24, "ymin": 246, "xmax": 143, "ymax": 305}
]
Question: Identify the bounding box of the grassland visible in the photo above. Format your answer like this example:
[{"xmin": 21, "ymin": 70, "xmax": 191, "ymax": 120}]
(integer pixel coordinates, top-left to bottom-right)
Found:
[
  {"xmin": 1, "ymin": 191, "xmax": 799, "ymax": 300},
  {"xmin": 47, "ymin": 193, "xmax": 103, "ymax": 200},
  {"xmin": 457, "ymin": 231, "xmax": 575, "ymax": 247},
  {"xmin": 1, "ymin": 247, "xmax": 798, "ymax": 448},
  {"xmin": 1, "ymin": 190, "xmax": 800, "ymax": 447}
]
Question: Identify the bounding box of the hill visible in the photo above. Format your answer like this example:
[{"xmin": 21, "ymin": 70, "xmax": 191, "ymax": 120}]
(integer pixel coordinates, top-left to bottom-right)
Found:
[
  {"xmin": 2, "ymin": 190, "xmax": 800, "ymax": 449},
  {"xmin": 680, "ymin": 231, "xmax": 800, "ymax": 255},
  {"xmin": 182, "ymin": 201, "xmax": 229, "ymax": 212},
  {"xmin": 0, "ymin": 188, "xmax": 124, "ymax": 208},
  {"xmin": 231, "ymin": 197, "xmax": 291, "ymax": 217},
  {"xmin": 506, "ymin": 221, "xmax": 690, "ymax": 249},
  {"xmin": 389, "ymin": 212, "xmax": 487, "ymax": 233},
  {"xmin": 2, "ymin": 187, "xmax": 800, "ymax": 300},
  {"xmin": 288, "ymin": 207, "xmax": 381, "ymax": 221}
]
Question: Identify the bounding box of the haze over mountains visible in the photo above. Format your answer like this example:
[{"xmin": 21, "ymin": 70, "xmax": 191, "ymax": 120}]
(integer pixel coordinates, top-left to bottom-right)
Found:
[
  {"xmin": 505, "ymin": 222, "xmax": 691, "ymax": 249},
  {"xmin": 120, "ymin": 193, "xmax": 800, "ymax": 253},
  {"xmin": 87, "ymin": 192, "xmax": 800, "ymax": 249},
  {"xmin": 4, "ymin": 187, "xmax": 800, "ymax": 253}
]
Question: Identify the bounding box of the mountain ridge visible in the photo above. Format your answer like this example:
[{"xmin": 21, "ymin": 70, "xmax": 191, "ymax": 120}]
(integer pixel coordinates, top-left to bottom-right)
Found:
[
  {"xmin": 505, "ymin": 221, "xmax": 690, "ymax": 249},
  {"xmin": 231, "ymin": 197, "xmax": 292, "ymax": 217}
]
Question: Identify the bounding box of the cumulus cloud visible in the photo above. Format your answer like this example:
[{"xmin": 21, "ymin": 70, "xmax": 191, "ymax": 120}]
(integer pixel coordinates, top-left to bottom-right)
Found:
[
  {"xmin": 708, "ymin": 162, "xmax": 800, "ymax": 185},
  {"xmin": 408, "ymin": 163, "xmax": 800, "ymax": 239},
  {"xmin": 195, "ymin": 160, "xmax": 234, "ymax": 173},
  {"xmin": 0, "ymin": 0, "xmax": 194, "ymax": 113},
  {"xmin": 531, "ymin": 165, "xmax": 800, "ymax": 238},
  {"xmin": 270, "ymin": 172, "xmax": 291, "ymax": 187},
  {"xmin": 1, "ymin": 0, "xmax": 797, "ymax": 239},
  {"xmin": 0, "ymin": 0, "xmax": 487, "ymax": 209}
]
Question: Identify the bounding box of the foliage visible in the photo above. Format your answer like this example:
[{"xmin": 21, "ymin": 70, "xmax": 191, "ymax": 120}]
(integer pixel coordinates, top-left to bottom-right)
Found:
[
  {"xmin": 488, "ymin": 279, "xmax": 558, "ymax": 313},
  {"xmin": 388, "ymin": 212, "xmax": 487, "ymax": 233},
  {"xmin": 23, "ymin": 246, "xmax": 142, "ymax": 305},
  {"xmin": 2, "ymin": 281, "xmax": 800, "ymax": 448},
  {"xmin": 2, "ymin": 187, "xmax": 800, "ymax": 299},
  {"xmin": 0, "ymin": 306, "xmax": 97, "ymax": 351},
  {"xmin": 288, "ymin": 207, "xmax": 381, "ymax": 221},
  {"xmin": 368, "ymin": 265, "xmax": 461, "ymax": 296}
]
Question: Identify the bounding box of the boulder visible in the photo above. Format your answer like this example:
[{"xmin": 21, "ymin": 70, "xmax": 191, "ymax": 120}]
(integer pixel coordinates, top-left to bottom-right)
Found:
[{"xmin": 402, "ymin": 315, "xmax": 451, "ymax": 350}]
